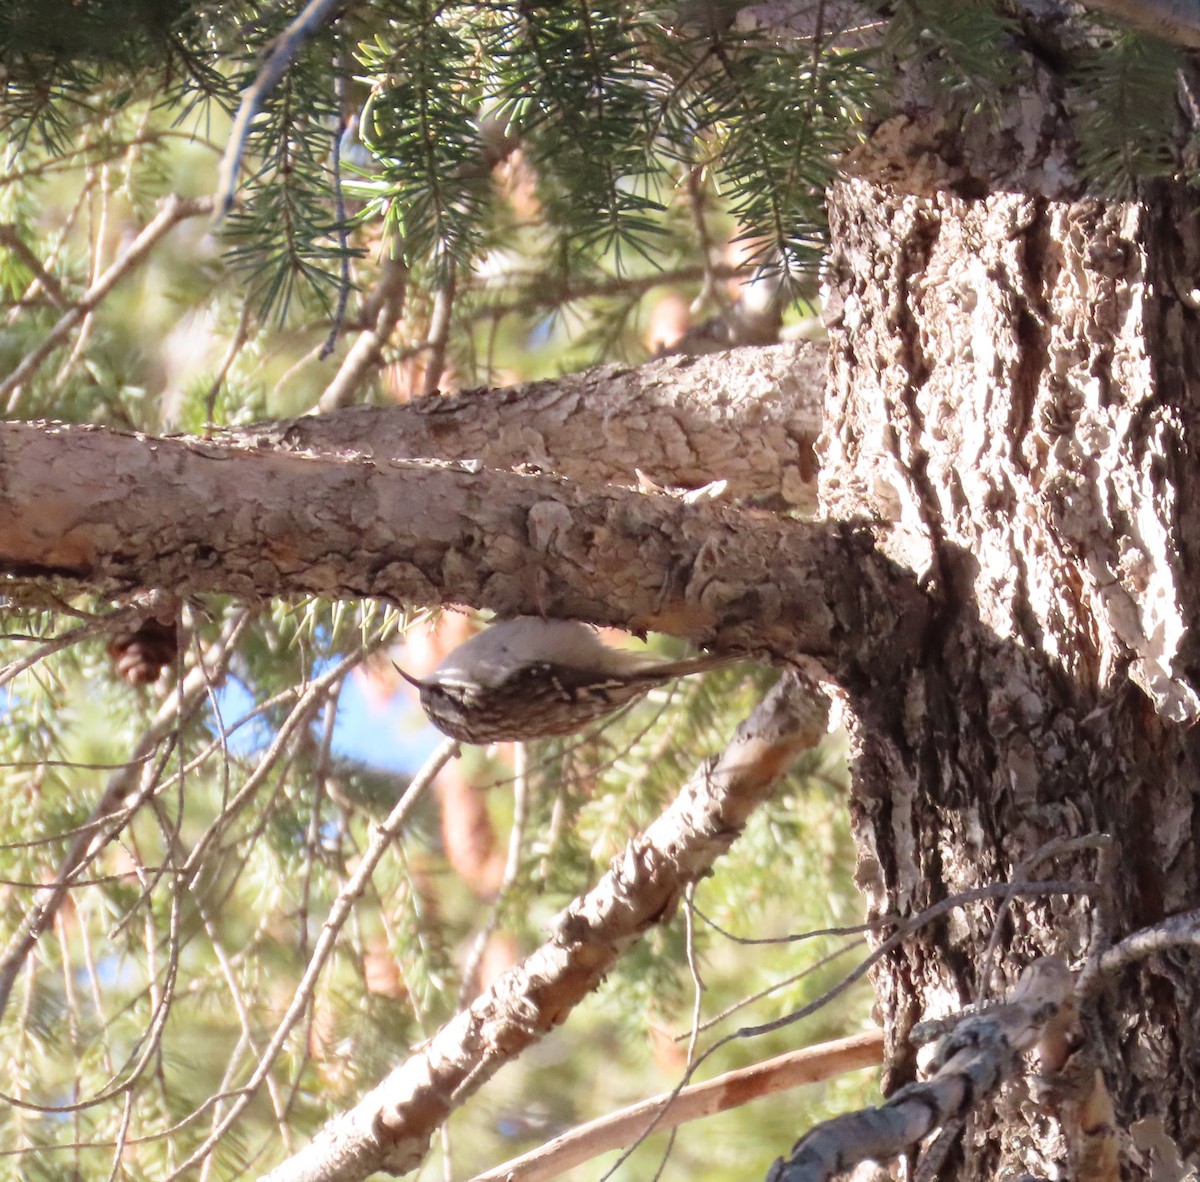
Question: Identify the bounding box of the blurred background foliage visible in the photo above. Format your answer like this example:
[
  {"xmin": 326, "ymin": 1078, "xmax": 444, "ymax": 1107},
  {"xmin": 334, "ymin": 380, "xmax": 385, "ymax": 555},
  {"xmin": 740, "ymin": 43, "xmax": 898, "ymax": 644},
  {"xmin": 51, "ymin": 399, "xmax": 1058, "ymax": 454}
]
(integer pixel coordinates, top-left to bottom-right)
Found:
[
  {"xmin": 0, "ymin": 593, "xmax": 874, "ymax": 1180},
  {"xmin": 0, "ymin": 0, "xmax": 1182, "ymax": 1177}
]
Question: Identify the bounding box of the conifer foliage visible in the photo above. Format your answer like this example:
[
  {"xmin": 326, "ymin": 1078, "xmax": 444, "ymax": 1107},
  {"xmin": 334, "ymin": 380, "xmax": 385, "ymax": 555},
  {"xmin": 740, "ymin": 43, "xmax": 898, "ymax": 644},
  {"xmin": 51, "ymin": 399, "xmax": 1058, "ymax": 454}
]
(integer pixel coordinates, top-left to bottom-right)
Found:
[{"xmin": 0, "ymin": 2, "xmax": 1194, "ymax": 1180}]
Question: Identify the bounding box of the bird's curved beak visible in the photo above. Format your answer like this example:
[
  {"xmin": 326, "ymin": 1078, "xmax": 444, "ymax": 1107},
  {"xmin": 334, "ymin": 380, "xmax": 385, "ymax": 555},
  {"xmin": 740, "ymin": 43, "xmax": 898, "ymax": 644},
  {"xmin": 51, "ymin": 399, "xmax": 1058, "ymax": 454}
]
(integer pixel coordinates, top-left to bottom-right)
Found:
[{"xmin": 392, "ymin": 661, "xmax": 426, "ymax": 690}]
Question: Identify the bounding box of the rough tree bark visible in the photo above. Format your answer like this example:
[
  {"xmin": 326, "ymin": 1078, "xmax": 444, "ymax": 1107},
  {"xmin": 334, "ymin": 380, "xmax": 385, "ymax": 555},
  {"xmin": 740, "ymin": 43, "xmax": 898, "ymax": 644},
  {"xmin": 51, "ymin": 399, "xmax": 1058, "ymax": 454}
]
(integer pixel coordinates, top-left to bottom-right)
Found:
[
  {"xmin": 821, "ymin": 40, "xmax": 1200, "ymax": 1182},
  {"xmin": 0, "ymin": 417, "xmax": 891, "ymax": 661},
  {"xmin": 274, "ymin": 343, "xmax": 823, "ymax": 510},
  {"xmin": 4, "ymin": 30, "xmax": 1199, "ymax": 1182}
]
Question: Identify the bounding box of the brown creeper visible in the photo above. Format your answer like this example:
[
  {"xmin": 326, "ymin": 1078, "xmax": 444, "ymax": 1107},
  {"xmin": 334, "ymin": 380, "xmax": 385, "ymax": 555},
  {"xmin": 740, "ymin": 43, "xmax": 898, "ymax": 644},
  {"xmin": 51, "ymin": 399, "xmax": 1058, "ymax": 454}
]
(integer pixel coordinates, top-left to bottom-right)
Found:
[{"xmin": 398, "ymin": 617, "xmax": 732, "ymax": 744}]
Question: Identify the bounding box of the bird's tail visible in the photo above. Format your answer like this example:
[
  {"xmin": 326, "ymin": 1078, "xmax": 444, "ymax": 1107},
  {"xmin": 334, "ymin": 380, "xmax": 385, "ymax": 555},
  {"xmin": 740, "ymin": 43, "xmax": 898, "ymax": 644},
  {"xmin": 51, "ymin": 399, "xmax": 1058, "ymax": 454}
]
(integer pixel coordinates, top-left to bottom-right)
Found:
[{"xmin": 626, "ymin": 651, "xmax": 740, "ymax": 683}]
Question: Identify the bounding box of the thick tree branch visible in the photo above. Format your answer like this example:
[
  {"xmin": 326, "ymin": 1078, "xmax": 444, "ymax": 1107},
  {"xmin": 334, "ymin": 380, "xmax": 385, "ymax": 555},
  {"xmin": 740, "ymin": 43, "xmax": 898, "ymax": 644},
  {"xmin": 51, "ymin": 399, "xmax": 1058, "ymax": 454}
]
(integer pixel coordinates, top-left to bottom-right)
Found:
[
  {"xmin": 0, "ymin": 416, "xmax": 923, "ymax": 666},
  {"xmin": 262, "ymin": 673, "xmax": 830, "ymax": 1182},
  {"xmin": 281, "ymin": 342, "xmax": 823, "ymax": 507}
]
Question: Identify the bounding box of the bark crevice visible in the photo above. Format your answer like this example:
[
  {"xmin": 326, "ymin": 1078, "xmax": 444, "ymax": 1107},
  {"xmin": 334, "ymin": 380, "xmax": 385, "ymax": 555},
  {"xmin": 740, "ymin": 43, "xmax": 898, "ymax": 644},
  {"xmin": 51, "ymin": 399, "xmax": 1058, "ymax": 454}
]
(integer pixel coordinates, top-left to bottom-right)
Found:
[{"xmin": 825, "ymin": 116, "xmax": 1200, "ymax": 1176}]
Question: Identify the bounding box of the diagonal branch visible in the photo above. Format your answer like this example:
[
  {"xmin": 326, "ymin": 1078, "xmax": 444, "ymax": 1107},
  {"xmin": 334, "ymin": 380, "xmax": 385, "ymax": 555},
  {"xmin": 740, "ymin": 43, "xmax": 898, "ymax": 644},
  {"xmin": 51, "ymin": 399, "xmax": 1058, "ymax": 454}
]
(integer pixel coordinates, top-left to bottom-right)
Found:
[
  {"xmin": 468, "ymin": 1032, "xmax": 885, "ymax": 1182},
  {"xmin": 0, "ymin": 223, "xmax": 69, "ymax": 309},
  {"xmin": 262, "ymin": 672, "xmax": 830, "ymax": 1182},
  {"xmin": 0, "ymin": 194, "xmax": 216, "ymax": 410},
  {"xmin": 164, "ymin": 737, "xmax": 458, "ymax": 1180},
  {"xmin": 315, "ymin": 241, "xmax": 409, "ymax": 411},
  {"xmin": 1072, "ymin": 0, "xmax": 1200, "ymax": 47},
  {"xmin": 215, "ymin": 0, "xmax": 355, "ymax": 216}
]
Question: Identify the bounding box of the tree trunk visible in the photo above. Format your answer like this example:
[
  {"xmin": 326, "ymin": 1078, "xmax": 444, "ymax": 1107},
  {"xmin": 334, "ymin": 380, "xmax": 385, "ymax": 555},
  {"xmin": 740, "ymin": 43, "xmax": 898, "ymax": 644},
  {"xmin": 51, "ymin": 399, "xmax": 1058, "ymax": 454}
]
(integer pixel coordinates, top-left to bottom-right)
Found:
[{"xmin": 822, "ymin": 66, "xmax": 1200, "ymax": 1180}]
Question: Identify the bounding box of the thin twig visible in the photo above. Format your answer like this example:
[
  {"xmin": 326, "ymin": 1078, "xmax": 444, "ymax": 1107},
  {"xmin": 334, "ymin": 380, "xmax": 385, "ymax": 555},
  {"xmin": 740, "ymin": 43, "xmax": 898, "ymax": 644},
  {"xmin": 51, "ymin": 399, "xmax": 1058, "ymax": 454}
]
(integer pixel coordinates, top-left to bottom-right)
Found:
[
  {"xmin": 0, "ymin": 601, "xmax": 158, "ymax": 692},
  {"xmin": 164, "ymin": 738, "xmax": 459, "ymax": 1181},
  {"xmin": 192, "ymin": 891, "xmax": 294, "ymax": 1168},
  {"xmin": 299, "ymin": 690, "xmax": 341, "ymax": 962},
  {"xmin": 595, "ymin": 879, "xmax": 1096, "ymax": 1182},
  {"xmin": 52, "ymin": 160, "xmax": 110, "ymax": 389},
  {"xmin": 683, "ymin": 885, "xmax": 705, "ymax": 1063},
  {"xmin": 421, "ymin": 259, "xmax": 457, "ymax": 396},
  {"xmin": 0, "ymin": 859, "xmax": 188, "ymax": 1115},
  {"xmin": 767, "ymin": 959, "xmax": 1075, "ymax": 1182},
  {"xmin": 682, "ymin": 937, "xmax": 866, "ymax": 1038},
  {"xmin": 975, "ymin": 833, "xmax": 1112, "ymax": 1005},
  {"xmin": 0, "ymin": 223, "xmax": 68, "ymax": 307},
  {"xmin": 215, "ymin": 0, "xmax": 352, "ymax": 216},
  {"xmin": 456, "ymin": 740, "xmax": 531, "ymax": 1008},
  {"xmin": 734, "ymin": 882, "xmax": 1094, "ymax": 1045},
  {"xmin": 0, "ymin": 130, "xmax": 221, "ymax": 191},
  {"xmin": 1082, "ymin": 906, "xmax": 1200, "ymax": 996},
  {"xmin": 1079, "ymin": 836, "xmax": 1122, "ymax": 994},
  {"xmin": 691, "ymin": 905, "xmax": 897, "ymax": 946},
  {"xmin": 4, "ymin": 177, "xmax": 92, "ymax": 328},
  {"xmin": 321, "ymin": 56, "xmax": 352, "ymax": 360},
  {"xmin": 203, "ymin": 301, "xmax": 254, "ymax": 427},
  {"xmin": 0, "ymin": 609, "xmax": 252, "ymax": 1021},
  {"xmin": 0, "ymin": 194, "xmax": 216, "ymax": 409},
  {"xmin": 315, "ymin": 238, "xmax": 408, "ymax": 411},
  {"xmin": 176, "ymin": 652, "xmax": 367, "ymax": 889}
]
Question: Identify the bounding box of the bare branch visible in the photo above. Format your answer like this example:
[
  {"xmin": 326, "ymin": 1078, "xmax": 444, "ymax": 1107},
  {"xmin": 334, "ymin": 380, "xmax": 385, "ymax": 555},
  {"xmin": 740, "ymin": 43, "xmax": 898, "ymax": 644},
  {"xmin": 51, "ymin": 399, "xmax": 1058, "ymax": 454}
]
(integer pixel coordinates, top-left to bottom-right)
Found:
[
  {"xmin": 0, "ymin": 609, "xmax": 253, "ymax": 1021},
  {"xmin": 0, "ymin": 223, "xmax": 68, "ymax": 309},
  {"xmin": 1081, "ymin": 906, "xmax": 1200, "ymax": 995},
  {"xmin": 312, "ymin": 262, "xmax": 768, "ymax": 413},
  {"xmin": 975, "ymin": 833, "xmax": 1113, "ymax": 1004},
  {"xmin": 724, "ymin": 881, "xmax": 1094, "ymax": 1049},
  {"xmin": 421, "ymin": 260, "xmax": 457, "ymax": 397},
  {"xmin": 464, "ymin": 262, "xmax": 744, "ymax": 326},
  {"xmin": 164, "ymin": 737, "xmax": 458, "ymax": 1180},
  {"xmin": 261, "ymin": 673, "xmax": 830, "ymax": 1182},
  {"xmin": 0, "ymin": 194, "xmax": 216, "ymax": 410},
  {"xmin": 456, "ymin": 742, "xmax": 531, "ymax": 1007},
  {"xmin": 203, "ymin": 301, "xmax": 255, "ymax": 426},
  {"xmin": 468, "ymin": 1032, "xmax": 884, "ymax": 1182},
  {"xmin": 315, "ymin": 240, "xmax": 408, "ymax": 411},
  {"xmin": 215, "ymin": 0, "xmax": 352, "ymax": 216}
]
